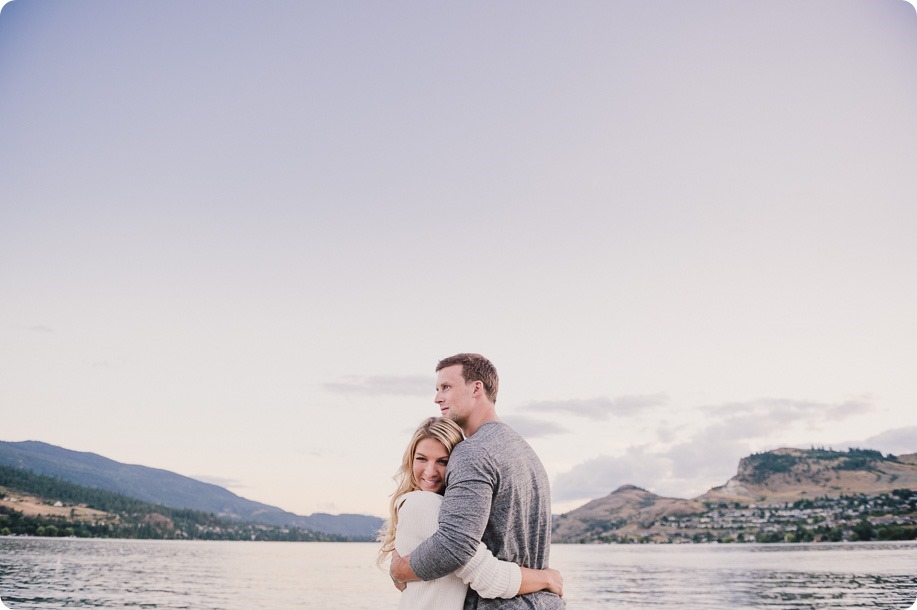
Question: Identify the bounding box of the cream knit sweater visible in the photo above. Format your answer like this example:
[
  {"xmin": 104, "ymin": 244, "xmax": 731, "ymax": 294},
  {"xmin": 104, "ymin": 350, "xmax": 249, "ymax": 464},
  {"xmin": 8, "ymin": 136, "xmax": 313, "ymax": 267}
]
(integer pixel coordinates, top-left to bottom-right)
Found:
[{"xmin": 394, "ymin": 490, "xmax": 522, "ymax": 609}]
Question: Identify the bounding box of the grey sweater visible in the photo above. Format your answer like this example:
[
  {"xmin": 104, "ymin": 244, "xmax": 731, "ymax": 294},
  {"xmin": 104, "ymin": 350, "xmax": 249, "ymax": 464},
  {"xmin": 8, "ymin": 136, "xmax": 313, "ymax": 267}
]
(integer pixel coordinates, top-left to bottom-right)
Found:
[{"xmin": 409, "ymin": 421, "xmax": 564, "ymax": 609}]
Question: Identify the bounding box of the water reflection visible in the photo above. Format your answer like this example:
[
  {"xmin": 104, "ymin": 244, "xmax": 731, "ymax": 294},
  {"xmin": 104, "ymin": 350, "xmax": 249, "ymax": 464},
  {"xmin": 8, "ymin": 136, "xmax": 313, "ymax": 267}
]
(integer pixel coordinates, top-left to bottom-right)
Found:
[
  {"xmin": 1, "ymin": 538, "xmax": 401, "ymax": 609},
  {"xmin": 551, "ymin": 542, "xmax": 917, "ymax": 609},
  {"xmin": 0, "ymin": 538, "xmax": 914, "ymax": 609}
]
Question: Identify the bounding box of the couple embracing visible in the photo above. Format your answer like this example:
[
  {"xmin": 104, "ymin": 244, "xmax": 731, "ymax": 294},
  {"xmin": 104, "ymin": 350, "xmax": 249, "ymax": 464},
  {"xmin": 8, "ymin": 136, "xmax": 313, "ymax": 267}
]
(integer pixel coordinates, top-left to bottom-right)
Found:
[{"xmin": 379, "ymin": 353, "xmax": 566, "ymax": 609}]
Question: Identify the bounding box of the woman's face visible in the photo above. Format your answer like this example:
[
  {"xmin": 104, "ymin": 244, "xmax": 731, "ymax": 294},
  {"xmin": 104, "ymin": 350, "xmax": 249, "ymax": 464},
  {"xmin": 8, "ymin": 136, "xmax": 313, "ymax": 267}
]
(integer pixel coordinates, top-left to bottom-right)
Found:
[{"xmin": 412, "ymin": 438, "xmax": 449, "ymax": 493}]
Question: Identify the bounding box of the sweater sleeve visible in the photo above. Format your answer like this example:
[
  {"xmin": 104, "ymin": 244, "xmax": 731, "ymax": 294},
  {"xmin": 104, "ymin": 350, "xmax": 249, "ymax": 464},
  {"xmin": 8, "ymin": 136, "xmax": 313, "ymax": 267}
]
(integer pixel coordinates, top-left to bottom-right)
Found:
[
  {"xmin": 409, "ymin": 442, "xmax": 494, "ymax": 580},
  {"xmin": 454, "ymin": 542, "xmax": 523, "ymax": 599},
  {"xmin": 396, "ymin": 490, "xmax": 521, "ymax": 598},
  {"xmin": 394, "ymin": 491, "xmax": 442, "ymax": 556}
]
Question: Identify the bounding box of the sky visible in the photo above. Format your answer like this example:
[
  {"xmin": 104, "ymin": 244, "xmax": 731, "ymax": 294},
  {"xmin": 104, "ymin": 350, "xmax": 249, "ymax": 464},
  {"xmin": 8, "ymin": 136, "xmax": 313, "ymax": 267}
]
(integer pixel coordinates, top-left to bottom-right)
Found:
[{"xmin": 1, "ymin": 0, "xmax": 916, "ymax": 519}]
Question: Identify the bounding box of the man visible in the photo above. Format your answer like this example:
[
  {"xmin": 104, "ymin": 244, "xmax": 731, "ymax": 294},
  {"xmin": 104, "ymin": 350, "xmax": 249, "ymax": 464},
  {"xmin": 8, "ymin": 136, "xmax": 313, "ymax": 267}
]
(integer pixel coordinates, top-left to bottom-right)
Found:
[{"xmin": 390, "ymin": 353, "xmax": 564, "ymax": 609}]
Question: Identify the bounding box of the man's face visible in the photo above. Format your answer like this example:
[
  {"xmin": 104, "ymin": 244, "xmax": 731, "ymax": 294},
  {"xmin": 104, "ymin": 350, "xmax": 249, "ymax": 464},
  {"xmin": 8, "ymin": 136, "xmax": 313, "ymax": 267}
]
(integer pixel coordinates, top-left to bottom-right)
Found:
[{"xmin": 435, "ymin": 364, "xmax": 475, "ymax": 428}]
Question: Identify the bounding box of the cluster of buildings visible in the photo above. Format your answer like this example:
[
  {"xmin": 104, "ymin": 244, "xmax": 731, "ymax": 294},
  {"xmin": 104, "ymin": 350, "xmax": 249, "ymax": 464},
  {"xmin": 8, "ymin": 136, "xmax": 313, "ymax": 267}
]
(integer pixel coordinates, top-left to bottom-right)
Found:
[{"xmin": 609, "ymin": 491, "xmax": 915, "ymax": 544}]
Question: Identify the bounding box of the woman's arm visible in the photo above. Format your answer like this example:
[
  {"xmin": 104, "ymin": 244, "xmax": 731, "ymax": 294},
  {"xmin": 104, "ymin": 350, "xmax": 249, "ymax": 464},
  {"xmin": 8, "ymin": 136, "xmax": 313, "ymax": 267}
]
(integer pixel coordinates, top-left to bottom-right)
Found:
[
  {"xmin": 395, "ymin": 491, "xmax": 563, "ymax": 598},
  {"xmin": 455, "ymin": 542, "xmax": 563, "ymax": 599},
  {"xmin": 453, "ymin": 542, "xmax": 519, "ymax": 598}
]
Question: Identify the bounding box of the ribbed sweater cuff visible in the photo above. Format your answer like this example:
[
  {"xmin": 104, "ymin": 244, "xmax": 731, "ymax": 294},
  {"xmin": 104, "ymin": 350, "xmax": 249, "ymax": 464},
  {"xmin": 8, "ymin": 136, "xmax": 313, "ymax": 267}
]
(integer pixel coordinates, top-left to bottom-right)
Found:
[{"xmin": 455, "ymin": 542, "xmax": 523, "ymax": 599}]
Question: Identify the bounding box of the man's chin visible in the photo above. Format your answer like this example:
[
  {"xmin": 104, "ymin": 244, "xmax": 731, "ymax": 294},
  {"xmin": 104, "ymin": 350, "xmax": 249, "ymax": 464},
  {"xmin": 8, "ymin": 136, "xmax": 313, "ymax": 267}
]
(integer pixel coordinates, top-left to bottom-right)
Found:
[{"xmin": 444, "ymin": 414, "xmax": 468, "ymax": 431}]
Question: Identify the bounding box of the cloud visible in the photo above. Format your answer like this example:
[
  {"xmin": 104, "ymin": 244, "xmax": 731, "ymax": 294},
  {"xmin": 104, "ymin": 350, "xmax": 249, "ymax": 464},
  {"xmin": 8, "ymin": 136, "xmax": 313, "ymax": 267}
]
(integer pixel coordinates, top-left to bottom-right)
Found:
[
  {"xmin": 23, "ymin": 325, "xmax": 53, "ymax": 333},
  {"xmin": 553, "ymin": 396, "xmax": 879, "ymax": 505},
  {"xmin": 552, "ymin": 447, "xmax": 673, "ymax": 502},
  {"xmin": 702, "ymin": 397, "xmax": 872, "ymax": 439},
  {"xmin": 656, "ymin": 423, "xmax": 678, "ymax": 444},
  {"xmin": 664, "ymin": 432, "xmax": 751, "ymax": 481},
  {"xmin": 845, "ymin": 426, "xmax": 917, "ymax": 456},
  {"xmin": 322, "ymin": 375, "xmax": 431, "ymax": 396},
  {"xmin": 552, "ymin": 437, "xmax": 758, "ymax": 505},
  {"xmin": 501, "ymin": 415, "xmax": 568, "ymax": 439},
  {"xmin": 706, "ymin": 397, "xmax": 872, "ymax": 419},
  {"xmin": 650, "ymin": 397, "xmax": 874, "ymax": 489},
  {"xmin": 297, "ymin": 448, "xmax": 324, "ymax": 458},
  {"xmin": 193, "ymin": 474, "xmax": 246, "ymax": 489},
  {"xmin": 524, "ymin": 394, "xmax": 668, "ymax": 420}
]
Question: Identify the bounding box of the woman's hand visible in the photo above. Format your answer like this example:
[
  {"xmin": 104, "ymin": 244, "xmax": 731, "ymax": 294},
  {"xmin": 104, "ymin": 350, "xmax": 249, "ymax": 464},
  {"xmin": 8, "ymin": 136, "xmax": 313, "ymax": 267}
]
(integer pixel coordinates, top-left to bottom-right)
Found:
[
  {"xmin": 518, "ymin": 566, "xmax": 563, "ymax": 597},
  {"xmin": 541, "ymin": 568, "xmax": 563, "ymax": 596},
  {"xmin": 390, "ymin": 550, "xmax": 407, "ymax": 592}
]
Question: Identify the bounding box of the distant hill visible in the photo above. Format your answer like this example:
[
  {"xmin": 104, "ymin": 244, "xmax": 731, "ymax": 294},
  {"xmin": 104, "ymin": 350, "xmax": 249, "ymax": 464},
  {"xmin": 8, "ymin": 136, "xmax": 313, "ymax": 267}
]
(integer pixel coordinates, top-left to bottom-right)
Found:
[
  {"xmin": 553, "ymin": 484, "xmax": 705, "ymax": 542},
  {"xmin": 0, "ymin": 464, "xmax": 342, "ymax": 541},
  {"xmin": 0, "ymin": 440, "xmax": 382, "ymax": 540},
  {"xmin": 700, "ymin": 447, "xmax": 917, "ymax": 504},
  {"xmin": 554, "ymin": 448, "xmax": 917, "ymax": 543}
]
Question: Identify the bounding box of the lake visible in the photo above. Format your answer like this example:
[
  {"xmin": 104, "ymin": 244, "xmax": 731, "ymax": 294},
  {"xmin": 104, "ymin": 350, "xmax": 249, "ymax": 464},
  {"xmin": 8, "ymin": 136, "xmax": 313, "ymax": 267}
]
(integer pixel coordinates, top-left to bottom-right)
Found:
[{"xmin": 0, "ymin": 538, "xmax": 914, "ymax": 609}]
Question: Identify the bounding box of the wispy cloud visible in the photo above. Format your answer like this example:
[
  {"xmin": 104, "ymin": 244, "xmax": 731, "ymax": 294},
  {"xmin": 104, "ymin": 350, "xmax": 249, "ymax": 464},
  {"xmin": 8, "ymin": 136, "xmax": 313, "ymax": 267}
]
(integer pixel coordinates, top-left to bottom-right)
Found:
[
  {"xmin": 656, "ymin": 423, "xmax": 678, "ymax": 444},
  {"xmin": 553, "ymin": 396, "xmax": 878, "ymax": 506},
  {"xmin": 701, "ymin": 397, "xmax": 873, "ymax": 439},
  {"xmin": 705, "ymin": 397, "xmax": 872, "ymax": 419},
  {"xmin": 845, "ymin": 426, "xmax": 917, "ymax": 456},
  {"xmin": 501, "ymin": 414, "xmax": 568, "ymax": 439},
  {"xmin": 193, "ymin": 474, "xmax": 246, "ymax": 489},
  {"xmin": 663, "ymin": 432, "xmax": 752, "ymax": 481},
  {"xmin": 553, "ymin": 440, "xmax": 748, "ymax": 506},
  {"xmin": 323, "ymin": 375, "xmax": 431, "ymax": 396},
  {"xmin": 524, "ymin": 394, "xmax": 668, "ymax": 420},
  {"xmin": 297, "ymin": 449, "xmax": 324, "ymax": 458},
  {"xmin": 552, "ymin": 447, "xmax": 673, "ymax": 502}
]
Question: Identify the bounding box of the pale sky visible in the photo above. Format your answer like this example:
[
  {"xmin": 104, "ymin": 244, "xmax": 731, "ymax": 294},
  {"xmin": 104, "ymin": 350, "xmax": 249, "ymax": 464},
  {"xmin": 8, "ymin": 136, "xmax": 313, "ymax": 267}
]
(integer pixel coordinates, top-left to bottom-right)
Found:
[{"xmin": 2, "ymin": 0, "xmax": 915, "ymax": 519}]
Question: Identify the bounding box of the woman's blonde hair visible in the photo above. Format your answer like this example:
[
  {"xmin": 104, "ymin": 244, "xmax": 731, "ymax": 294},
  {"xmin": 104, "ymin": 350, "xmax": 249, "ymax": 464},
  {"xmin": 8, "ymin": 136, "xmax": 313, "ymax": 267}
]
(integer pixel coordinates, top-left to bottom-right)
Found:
[{"xmin": 377, "ymin": 417, "xmax": 464, "ymax": 565}]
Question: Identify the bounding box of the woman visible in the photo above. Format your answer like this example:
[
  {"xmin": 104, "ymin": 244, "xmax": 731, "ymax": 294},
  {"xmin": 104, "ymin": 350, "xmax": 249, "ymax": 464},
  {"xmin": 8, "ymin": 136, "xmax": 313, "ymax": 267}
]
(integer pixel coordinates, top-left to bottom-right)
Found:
[{"xmin": 378, "ymin": 417, "xmax": 563, "ymax": 608}]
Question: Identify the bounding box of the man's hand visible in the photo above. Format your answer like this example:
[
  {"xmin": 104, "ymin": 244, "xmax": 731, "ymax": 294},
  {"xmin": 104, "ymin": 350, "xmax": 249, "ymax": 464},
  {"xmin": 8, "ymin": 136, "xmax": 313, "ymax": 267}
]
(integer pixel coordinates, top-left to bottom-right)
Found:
[{"xmin": 390, "ymin": 549, "xmax": 421, "ymax": 585}]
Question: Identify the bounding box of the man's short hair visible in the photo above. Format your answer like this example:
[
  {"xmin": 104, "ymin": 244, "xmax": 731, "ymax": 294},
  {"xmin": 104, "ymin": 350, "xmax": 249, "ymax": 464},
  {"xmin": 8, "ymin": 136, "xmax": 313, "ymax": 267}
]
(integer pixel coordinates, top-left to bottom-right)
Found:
[{"xmin": 436, "ymin": 353, "xmax": 499, "ymax": 403}]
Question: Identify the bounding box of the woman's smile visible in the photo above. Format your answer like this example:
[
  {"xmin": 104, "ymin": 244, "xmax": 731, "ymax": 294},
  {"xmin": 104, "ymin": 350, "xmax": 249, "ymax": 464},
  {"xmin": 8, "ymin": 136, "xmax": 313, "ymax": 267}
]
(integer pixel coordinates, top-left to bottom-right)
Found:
[{"xmin": 413, "ymin": 438, "xmax": 449, "ymax": 493}]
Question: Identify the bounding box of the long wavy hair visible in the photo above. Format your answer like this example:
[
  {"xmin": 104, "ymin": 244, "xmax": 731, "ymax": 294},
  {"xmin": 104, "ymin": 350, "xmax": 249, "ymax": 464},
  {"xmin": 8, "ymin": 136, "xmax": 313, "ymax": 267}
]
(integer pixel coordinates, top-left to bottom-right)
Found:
[{"xmin": 377, "ymin": 417, "xmax": 464, "ymax": 565}]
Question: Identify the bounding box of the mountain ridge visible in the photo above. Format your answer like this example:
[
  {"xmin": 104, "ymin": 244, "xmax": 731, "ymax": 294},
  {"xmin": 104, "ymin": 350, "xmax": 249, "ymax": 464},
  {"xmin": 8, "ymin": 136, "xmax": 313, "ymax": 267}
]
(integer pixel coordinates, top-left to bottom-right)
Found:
[
  {"xmin": 7, "ymin": 440, "xmax": 914, "ymax": 544},
  {"xmin": 0, "ymin": 463, "xmax": 343, "ymax": 541},
  {"xmin": 0, "ymin": 440, "xmax": 382, "ymax": 540},
  {"xmin": 554, "ymin": 447, "xmax": 917, "ymax": 543}
]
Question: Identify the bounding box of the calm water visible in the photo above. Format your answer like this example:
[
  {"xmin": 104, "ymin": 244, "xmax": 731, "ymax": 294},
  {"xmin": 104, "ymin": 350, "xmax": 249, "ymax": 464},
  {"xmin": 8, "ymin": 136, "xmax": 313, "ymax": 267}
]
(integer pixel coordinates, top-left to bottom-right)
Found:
[{"xmin": 0, "ymin": 538, "xmax": 914, "ymax": 609}]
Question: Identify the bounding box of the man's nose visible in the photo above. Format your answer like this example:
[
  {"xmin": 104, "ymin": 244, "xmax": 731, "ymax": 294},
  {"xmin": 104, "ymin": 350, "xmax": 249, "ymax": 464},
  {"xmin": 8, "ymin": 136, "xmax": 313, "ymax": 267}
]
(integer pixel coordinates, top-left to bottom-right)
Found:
[{"xmin": 434, "ymin": 391, "xmax": 443, "ymax": 403}]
